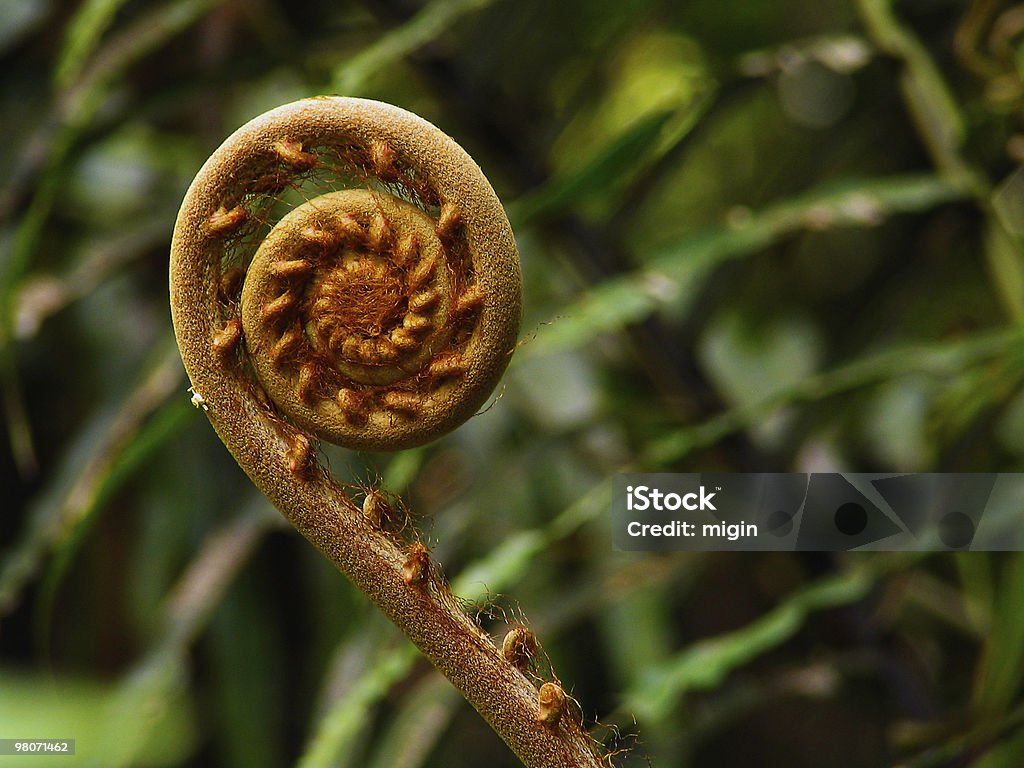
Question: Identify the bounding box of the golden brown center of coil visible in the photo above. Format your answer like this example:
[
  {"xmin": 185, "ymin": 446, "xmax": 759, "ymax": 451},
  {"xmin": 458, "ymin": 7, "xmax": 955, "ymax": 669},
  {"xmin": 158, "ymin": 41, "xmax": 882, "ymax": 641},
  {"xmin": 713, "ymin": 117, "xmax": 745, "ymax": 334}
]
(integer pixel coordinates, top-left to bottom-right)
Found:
[{"xmin": 240, "ymin": 188, "xmax": 471, "ymax": 451}]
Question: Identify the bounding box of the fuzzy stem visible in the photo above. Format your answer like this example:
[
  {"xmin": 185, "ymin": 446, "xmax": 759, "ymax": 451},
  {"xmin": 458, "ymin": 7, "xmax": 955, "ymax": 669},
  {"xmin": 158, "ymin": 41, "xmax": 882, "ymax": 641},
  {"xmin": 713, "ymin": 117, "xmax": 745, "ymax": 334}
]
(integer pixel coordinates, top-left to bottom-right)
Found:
[{"xmin": 168, "ymin": 307, "xmax": 605, "ymax": 765}]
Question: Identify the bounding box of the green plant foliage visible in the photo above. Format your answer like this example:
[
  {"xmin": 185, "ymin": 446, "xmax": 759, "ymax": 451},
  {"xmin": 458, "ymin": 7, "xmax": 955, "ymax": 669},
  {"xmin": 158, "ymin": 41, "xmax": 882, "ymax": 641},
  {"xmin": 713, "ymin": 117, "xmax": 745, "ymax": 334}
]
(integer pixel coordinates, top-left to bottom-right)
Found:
[{"xmin": 4, "ymin": 0, "xmax": 1024, "ymax": 765}]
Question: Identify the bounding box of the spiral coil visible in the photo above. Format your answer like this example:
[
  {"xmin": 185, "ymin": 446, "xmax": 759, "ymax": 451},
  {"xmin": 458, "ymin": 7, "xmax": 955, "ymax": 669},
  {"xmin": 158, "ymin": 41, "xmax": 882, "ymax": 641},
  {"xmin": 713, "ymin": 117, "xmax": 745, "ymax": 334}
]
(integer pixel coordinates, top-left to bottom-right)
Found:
[{"xmin": 171, "ymin": 97, "xmax": 521, "ymax": 451}]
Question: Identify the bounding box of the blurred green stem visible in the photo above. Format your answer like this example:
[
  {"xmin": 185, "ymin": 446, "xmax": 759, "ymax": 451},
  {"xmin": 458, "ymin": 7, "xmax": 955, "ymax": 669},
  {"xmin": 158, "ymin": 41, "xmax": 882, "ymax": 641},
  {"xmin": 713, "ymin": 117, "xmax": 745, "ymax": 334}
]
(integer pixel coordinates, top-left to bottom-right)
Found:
[
  {"xmin": 855, "ymin": 0, "xmax": 983, "ymax": 195},
  {"xmin": 648, "ymin": 328, "xmax": 1024, "ymax": 465}
]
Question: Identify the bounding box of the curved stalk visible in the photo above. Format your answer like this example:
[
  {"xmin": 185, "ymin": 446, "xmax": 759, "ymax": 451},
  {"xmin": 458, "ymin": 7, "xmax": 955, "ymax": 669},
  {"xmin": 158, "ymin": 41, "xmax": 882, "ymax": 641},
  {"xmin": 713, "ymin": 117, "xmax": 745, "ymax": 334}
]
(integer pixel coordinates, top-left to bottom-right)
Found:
[{"xmin": 169, "ymin": 97, "xmax": 608, "ymax": 767}]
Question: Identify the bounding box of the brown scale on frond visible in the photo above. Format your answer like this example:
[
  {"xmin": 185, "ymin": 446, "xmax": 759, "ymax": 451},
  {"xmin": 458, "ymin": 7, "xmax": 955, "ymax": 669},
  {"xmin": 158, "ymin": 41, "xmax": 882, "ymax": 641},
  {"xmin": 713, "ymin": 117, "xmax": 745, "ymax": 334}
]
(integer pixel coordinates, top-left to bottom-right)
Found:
[
  {"xmin": 389, "ymin": 327, "xmax": 419, "ymax": 351},
  {"xmin": 299, "ymin": 225, "xmax": 339, "ymax": 250},
  {"xmin": 406, "ymin": 252, "xmax": 438, "ymax": 292},
  {"xmin": 369, "ymin": 139, "xmax": 398, "ymax": 180},
  {"xmin": 536, "ymin": 682, "xmax": 567, "ymax": 727},
  {"xmin": 408, "ymin": 288, "xmax": 440, "ymax": 313},
  {"xmin": 352, "ymin": 338, "xmax": 381, "ymax": 363},
  {"xmin": 359, "ymin": 337, "xmax": 399, "ymax": 364},
  {"xmin": 401, "ymin": 313, "xmax": 433, "ymax": 335},
  {"xmin": 361, "ymin": 488, "xmax": 406, "ymax": 535},
  {"xmin": 435, "ymin": 202, "xmax": 462, "ymax": 239},
  {"xmin": 380, "ymin": 390, "xmax": 421, "ymax": 417},
  {"xmin": 270, "ymin": 259, "xmax": 313, "ymax": 280},
  {"xmin": 402, "ymin": 542, "xmax": 430, "ymax": 586},
  {"xmin": 394, "ymin": 232, "xmax": 420, "ymax": 264},
  {"xmin": 269, "ymin": 323, "xmax": 303, "ymax": 363},
  {"xmin": 206, "ymin": 204, "xmax": 248, "ymax": 236},
  {"xmin": 296, "ymin": 362, "xmax": 321, "ymax": 404},
  {"xmin": 301, "ymin": 213, "xmax": 369, "ymax": 251},
  {"xmin": 326, "ymin": 329, "xmax": 348, "ymax": 355},
  {"xmin": 212, "ymin": 318, "xmax": 243, "ymax": 357},
  {"xmin": 339, "ymin": 336, "xmax": 362, "ymax": 360},
  {"xmin": 361, "ymin": 488, "xmax": 387, "ymax": 525},
  {"xmin": 335, "ymin": 213, "xmax": 368, "ymax": 243},
  {"xmin": 261, "ymin": 291, "xmax": 297, "ymax": 323},
  {"xmin": 273, "ymin": 139, "xmax": 318, "ymax": 170},
  {"xmin": 501, "ymin": 625, "xmax": 539, "ymax": 672},
  {"xmin": 335, "ymin": 387, "xmax": 369, "ymax": 425},
  {"xmin": 285, "ymin": 431, "xmax": 316, "ymax": 477},
  {"xmin": 452, "ymin": 283, "xmax": 484, "ymax": 319},
  {"xmin": 367, "ymin": 210, "xmax": 394, "ymax": 251},
  {"xmin": 426, "ymin": 352, "xmax": 466, "ymax": 381},
  {"xmin": 250, "ymin": 171, "xmax": 293, "ymax": 195}
]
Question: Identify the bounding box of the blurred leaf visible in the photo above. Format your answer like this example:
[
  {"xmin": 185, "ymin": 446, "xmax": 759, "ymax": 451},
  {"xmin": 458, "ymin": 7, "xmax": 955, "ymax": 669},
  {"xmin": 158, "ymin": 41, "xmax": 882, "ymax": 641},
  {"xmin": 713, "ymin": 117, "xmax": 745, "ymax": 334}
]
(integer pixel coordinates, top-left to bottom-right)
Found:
[
  {"xmin": 511, "ymin": 109, "xmax": 679, "ymax": 224},
  {"xmin": 697, "ymin": 312, "xmax": 823, "ymax": 448},
  {"xmin": 626, "ymin": 560, "xmax": 891, "ymax": 721},
  {"xmin": 14, "ymin": 215, "xmax": 168, "ymax": 340},
  {"xmin": 738, "ymin": 34, "xmax": 875, "ymax": 78},
  {"xmin": 0, "ymin": 670, "xmax": 196, "ymax": 768},
  {"xmin": 984, "ymin": 218, "xmax": 1024, "ymax": 326},
  {"xmin": 297, "ymin": 644, "xmax": 415, "ymax": 768},
  {"xmin": 897, "ymin": 702, "xmax": 1024, "ymax": 768},
  {"xmin": 454, "ymin": 479, "xmax": 609, "ymax": 600},
  {"xmin": 366, "ymin": 675, "xmax": 461, "ymax": 768},
  {"xmin": 599, "ymin": 588, "xmax": 675, "ymax": 692},
  {"xmin": 207, "ymin": 566, "xmax": 287, "ymax": 768},
  {"xmin": 512, "ymin": 74, "xmax": 716, "ymax": 226},
  {"xmin": 992, "ymin": 168, "xmax": 1024, "ymax": 238},
  {"xmin": 970, "ymin": 728, "xmax": 1024, "ymax": 768},
  {"xmin": 929, "ymin": 353, "xmax": 1024, "ymax": 449},
  {"xmin": 382, "ymin": 447, "xmax": 426, "ymax": 493},
  {"xmin": 527, "ymin": 174, "xmax": 970, "ymax": 357},
  {"xmin": 996, "ymin": 384, "xmax": 1024, "ymax": 456},
  {"xmin": 954, "ymin": 553, "xmax": 994, "ymax": 641},
  {"xmin": 649, "ymin": 327, "xmax": 1024, "ymax": 465},
  {"xmin": 55, "ymin": 0, "xmax": 132, "ymax": 89},
  {"xmin": 972, "ymin": 553, "xmax": 1024, "ymax": 715},
  {"xmin": 37, "ymin": 389, "xmax": 196, "ymax": 650},
  {"xmin": 855, "ymin": 0, "xmax": 973, "ymax": 186},
  {"xmin": 861, "ymin": 375, "xmax": 934, "ymax": 470},
  {"xmin": 333, "ymin": 0, "xmax": 499, "ymax": 95}
]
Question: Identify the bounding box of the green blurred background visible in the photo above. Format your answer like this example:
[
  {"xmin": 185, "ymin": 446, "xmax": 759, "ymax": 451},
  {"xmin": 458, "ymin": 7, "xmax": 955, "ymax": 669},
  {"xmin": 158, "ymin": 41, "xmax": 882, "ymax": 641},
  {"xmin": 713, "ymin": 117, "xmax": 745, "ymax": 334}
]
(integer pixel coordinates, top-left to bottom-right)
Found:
[{"xmin": 4, "ymin": 0, "xmax": 1024, "ymax": 765}]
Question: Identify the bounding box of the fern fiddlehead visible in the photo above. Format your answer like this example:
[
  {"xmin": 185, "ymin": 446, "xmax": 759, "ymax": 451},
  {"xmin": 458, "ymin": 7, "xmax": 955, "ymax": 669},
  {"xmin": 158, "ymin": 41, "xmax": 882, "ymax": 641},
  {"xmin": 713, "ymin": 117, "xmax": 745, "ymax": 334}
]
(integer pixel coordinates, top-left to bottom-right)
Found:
[{"xmin": 169, "ymin": 97, "xmax": 608, "ymax": 768}]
